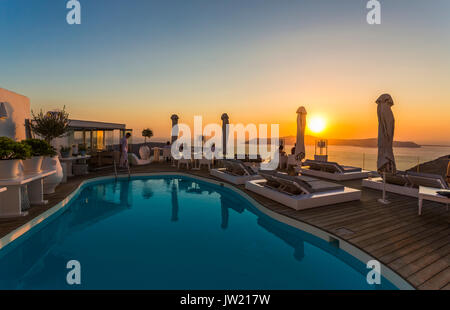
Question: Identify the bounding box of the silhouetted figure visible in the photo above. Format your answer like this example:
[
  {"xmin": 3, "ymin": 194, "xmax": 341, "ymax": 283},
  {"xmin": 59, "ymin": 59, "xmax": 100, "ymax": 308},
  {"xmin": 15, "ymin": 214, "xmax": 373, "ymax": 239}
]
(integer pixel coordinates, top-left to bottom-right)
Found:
[{"xmin": 446, "ymin": 160, "xmax": 450, "ymax": 185}]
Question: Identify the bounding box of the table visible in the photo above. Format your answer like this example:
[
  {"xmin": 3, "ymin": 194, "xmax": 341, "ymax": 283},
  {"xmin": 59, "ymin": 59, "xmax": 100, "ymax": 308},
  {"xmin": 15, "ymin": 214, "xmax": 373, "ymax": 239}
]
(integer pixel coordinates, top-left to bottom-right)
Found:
[
  {"xmin": 0, "ymin": 170, "xmax": 56, "ymax": 218},
  {"xmin": 418, "ymin": 186, "xmax": 450, "ymax": 215},
  {"xmin": 59, "ymin": 155, "xmax": 91, "ymax": 177}
]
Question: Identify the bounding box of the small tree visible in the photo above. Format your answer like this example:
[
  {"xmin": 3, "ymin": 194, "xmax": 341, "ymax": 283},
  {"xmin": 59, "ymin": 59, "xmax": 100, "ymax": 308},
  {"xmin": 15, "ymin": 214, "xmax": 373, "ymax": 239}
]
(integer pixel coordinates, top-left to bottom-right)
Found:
[
  {"xmin": 30, "ymin": 107, "xmax": 70, "ymax": 143},
  {"xmin": 142, "ymin": 128, "xmax": 153, "ymax": 144}
]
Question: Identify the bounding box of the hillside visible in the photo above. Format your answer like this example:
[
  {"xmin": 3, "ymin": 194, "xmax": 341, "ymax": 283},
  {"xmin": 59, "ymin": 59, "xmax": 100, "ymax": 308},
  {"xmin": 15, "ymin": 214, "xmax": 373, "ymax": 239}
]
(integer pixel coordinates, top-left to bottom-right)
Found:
[
  {"xmin": 278, "ymin": 135, "xmax": 421, "ymax": 148},
  {"xmin": 407, "ymin": 154, "xmax": 450, "ymax": 178}
]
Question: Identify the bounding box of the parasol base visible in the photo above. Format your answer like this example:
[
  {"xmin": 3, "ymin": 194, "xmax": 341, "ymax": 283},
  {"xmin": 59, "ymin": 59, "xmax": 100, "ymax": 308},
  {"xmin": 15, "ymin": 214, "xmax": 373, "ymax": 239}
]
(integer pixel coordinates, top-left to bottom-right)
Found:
[{"xmin": 378, "ymin": 198, "xmax": 391, "ymax": 205}]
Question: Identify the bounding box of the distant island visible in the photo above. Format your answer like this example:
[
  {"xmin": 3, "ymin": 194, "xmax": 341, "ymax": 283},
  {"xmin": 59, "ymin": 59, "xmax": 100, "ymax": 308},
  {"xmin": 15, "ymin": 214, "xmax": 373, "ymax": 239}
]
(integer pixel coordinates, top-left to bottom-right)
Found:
[{"xmin": 250, "ymin": 135, "xmax": 421, "ymax": 148}]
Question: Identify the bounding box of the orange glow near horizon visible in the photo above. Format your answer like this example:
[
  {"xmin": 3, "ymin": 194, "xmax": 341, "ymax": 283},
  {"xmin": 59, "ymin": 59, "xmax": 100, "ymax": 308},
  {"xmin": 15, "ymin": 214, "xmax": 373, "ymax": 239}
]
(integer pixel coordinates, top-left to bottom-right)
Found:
[{"xmin": 30, "ymin": 86, "xmax": 450, "ymax": 146}]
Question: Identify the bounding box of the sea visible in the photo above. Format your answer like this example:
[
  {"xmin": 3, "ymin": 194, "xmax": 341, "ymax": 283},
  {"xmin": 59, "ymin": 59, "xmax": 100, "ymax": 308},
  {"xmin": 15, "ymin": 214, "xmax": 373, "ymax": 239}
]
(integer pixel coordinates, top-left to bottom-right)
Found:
[{"xmin": 285, "ymin": 145, "xmax": 450, "ymax": 172}]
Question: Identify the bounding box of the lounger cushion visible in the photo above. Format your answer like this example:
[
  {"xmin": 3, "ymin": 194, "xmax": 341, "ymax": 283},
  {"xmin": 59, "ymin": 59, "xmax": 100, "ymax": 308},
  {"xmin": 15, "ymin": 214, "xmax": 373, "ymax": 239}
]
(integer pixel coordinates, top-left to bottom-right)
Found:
[
  {"xmin": 340, "ymin": 165, "xmax": 363, "ymax": 173},
  {"xmin": 383, "ymin": 171, "xmax": 409, "ymax": 186},
  {"xmin": 306, "ymin": 179, "xmax": 345, "ymax": 193},
  {"xmin": 406, "ymin": 171, "xmax": 449, "ymax": 189},
  {"xmin": 259, "ymin": 170, "xmax": 344, "ymax": 194},
  {"xmin": 303, "ymin": 160, "xmax": 361, "ymax": 174},
  {"xmin": 227, "ymin": 159, "xmax": 257, "ymax": 176},
  {"xmin": 258, "ymin": 171, "xmax": 282, "ymax": 189}
]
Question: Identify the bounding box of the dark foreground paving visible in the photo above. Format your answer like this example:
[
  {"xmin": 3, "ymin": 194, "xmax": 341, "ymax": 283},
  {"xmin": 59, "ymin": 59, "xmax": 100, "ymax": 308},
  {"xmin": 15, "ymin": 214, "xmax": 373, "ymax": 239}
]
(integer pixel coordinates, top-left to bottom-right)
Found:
[{"xmin": 0, "ymin": 162, "xmax": 448, "ymax": 290}]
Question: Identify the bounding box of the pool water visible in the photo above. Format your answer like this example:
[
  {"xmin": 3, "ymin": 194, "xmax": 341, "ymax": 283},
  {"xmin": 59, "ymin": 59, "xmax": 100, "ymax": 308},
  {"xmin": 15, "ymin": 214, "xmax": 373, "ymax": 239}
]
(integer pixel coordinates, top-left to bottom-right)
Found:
[{"xmin": 0, "ymin": 176, "xmax": 397, "ymax": 289}]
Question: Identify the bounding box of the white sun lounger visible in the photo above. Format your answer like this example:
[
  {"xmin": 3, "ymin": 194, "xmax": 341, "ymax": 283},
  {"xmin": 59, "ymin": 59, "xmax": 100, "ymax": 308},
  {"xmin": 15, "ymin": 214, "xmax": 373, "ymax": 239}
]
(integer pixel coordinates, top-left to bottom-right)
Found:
[
  {"xmin": 210, "ymin": 159, "xmax": 262, "ymax": 185},
  {"xmin": 296, "ymin": 159, "xmax": 369, "ymax": 181},
  {"xmin": 362, "ymin": 171, "xmax": 449, "ymax": 198},
  {"xmin": 246, "ymin": 171, "xmax": 361, "ymax": 211},
  {"xmin": 129, "ymin": 153, "xmax": 152, "ymax": 166}
]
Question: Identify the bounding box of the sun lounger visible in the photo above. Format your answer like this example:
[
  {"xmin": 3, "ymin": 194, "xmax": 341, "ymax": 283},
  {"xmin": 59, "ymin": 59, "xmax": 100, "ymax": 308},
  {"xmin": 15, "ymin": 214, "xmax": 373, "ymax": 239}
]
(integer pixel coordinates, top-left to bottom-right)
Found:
[
  {"xmin": 246, "ymin": 170, "xmax": 361, "ymax": 210},
  {"xmin": 128, "ymin": 153, "xmax": 152, "ymax": 166},
  {"xmin": 406, "ymin": 171, "xmax": 449, "ymax": 190},
  {"xmin": 297, "ymin": 159, "xmax": 369, "ymax": 181},
  {"xmin": 362, "ymin": 171, "xmax": 449, "ymax": 198},
  {"xmin": 210, "ymin": 159, "xmax": 262, "ymax": 185}
]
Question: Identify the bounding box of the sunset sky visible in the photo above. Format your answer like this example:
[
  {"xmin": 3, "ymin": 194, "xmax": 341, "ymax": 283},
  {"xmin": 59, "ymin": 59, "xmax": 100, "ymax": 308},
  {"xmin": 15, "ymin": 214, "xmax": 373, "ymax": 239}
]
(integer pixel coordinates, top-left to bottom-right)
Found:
[{"xmin": 1, "ymin": 0, "xmax": 449, "ymax": 144}]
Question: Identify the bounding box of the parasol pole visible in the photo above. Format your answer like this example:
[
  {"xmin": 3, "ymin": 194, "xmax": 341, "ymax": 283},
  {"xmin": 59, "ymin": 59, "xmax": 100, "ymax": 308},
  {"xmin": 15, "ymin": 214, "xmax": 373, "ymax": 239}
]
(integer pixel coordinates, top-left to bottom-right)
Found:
[{"xmin": 378, "ymin": 171, "xmax": 390, "ymax": 205}]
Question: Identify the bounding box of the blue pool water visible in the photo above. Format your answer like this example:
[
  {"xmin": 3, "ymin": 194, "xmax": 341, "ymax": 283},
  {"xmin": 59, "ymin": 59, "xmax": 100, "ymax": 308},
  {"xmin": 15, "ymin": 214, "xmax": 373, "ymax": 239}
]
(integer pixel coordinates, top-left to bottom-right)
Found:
[{"xmin": 0, "ymin": 176, "xmax": 397, "ymax": 289}]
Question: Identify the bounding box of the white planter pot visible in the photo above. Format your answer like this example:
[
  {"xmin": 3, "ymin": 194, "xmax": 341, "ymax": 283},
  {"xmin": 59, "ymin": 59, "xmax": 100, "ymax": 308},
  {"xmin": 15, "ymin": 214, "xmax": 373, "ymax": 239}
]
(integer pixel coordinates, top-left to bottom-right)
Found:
[
  {"xmin": 42, "ymin": 156, "xmax": 63, "ymax": 194},
  {"xmin": 21, "ymin": 156, "xmax": 44, "ymax": 174},
  {"xmin": 0, "ymin": 160, "xmax": 21, "ymax": 180}
]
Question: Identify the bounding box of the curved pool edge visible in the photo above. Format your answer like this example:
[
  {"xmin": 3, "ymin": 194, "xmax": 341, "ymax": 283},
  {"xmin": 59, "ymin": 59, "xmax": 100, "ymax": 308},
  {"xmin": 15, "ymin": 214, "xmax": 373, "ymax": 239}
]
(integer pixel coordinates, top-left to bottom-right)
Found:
[{"xmin": 0, "ymin": 172, "xmax": 415, "ymax": 290}]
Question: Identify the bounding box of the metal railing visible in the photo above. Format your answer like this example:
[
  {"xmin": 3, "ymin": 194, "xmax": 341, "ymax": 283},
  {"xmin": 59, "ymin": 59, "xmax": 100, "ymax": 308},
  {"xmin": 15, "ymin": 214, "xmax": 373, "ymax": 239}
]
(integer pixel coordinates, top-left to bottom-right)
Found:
[{"xmin": 113, "ymin": 160, "xmax": 131, "ymax": 180}]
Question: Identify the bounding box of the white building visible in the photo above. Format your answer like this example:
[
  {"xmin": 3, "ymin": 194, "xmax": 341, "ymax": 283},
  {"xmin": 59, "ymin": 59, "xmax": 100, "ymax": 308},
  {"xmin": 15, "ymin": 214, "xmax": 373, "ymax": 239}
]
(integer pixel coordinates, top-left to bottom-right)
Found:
[
  {"xmin": 0, "ymin": 88, "xmax": 31, "ymax": 141},
  {"xmin": 0, "ymin": 87, "xmax": 131, "ymax": 151}
]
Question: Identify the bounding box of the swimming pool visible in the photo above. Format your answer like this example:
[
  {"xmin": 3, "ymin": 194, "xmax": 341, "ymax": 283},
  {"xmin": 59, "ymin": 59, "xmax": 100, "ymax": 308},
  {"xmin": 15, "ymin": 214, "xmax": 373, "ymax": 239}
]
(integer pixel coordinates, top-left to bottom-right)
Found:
[{"xmin": 0, "ymin": 175, "xmax": 399, "ymax": 289}]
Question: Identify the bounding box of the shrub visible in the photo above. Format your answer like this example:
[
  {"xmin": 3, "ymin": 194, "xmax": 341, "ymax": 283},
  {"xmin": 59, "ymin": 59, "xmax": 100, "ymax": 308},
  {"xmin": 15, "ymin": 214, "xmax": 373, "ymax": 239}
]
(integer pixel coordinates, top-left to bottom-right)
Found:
[
  {"xmin": 30, "ymin": 107, "xmax": 70, "ymax": 143},
  {"xmin": 0, "ymin": 137, "xmax": 32, "ymax": 160},
  {"xmin": 22, "ymin": 139, "xmax": 57, "ymax": 157}
]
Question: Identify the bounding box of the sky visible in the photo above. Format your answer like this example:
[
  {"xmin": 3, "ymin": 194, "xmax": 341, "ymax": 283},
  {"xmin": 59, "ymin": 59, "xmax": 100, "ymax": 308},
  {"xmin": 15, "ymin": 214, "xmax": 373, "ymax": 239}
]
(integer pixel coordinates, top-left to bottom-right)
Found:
[{"xmin": 0, "ymin": 0, "xmax": 449, "ymax": 144}]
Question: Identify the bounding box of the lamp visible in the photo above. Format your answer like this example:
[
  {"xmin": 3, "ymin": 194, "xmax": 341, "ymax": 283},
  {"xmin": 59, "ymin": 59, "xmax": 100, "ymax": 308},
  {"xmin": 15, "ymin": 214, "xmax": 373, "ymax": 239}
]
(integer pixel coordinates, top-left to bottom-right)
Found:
[{"xmin": 0, "ymin": 102, "xmax": 8, "ymax": 119}]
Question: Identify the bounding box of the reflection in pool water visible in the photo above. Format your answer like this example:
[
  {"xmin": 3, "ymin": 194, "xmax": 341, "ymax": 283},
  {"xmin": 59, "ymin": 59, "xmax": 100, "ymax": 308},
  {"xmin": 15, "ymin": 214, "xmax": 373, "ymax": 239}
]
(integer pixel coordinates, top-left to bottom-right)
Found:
[{"xmin": 0, "ymin": 176, "xmax": 397, "ymax": 289}]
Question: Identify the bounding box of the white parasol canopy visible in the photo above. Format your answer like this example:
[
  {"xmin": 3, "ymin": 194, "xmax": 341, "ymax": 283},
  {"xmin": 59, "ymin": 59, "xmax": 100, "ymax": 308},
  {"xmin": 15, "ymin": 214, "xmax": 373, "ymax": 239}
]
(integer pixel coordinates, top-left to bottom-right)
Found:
[
  {"xmin": 295, "ymin": 106, "xmax": 307, "ymax": 161},
  {"xmin": 376, "ymin": 94, "xmax": 396, "ymax": 174}
]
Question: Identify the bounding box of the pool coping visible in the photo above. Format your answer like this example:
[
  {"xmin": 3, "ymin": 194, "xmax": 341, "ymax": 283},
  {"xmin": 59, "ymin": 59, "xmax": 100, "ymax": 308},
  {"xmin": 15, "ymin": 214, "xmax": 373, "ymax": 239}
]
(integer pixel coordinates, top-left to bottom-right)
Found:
[{"xmin": 0, "ymin": 172, "xmax": 415, "ymax": 290}]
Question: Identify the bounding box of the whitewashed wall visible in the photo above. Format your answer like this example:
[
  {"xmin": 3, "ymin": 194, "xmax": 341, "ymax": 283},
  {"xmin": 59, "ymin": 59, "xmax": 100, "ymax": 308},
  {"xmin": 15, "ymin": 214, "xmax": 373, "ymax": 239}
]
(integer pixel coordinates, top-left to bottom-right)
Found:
[{"xmin": 0, "ymin": 88, "xmax": 30, "ymax": 141}]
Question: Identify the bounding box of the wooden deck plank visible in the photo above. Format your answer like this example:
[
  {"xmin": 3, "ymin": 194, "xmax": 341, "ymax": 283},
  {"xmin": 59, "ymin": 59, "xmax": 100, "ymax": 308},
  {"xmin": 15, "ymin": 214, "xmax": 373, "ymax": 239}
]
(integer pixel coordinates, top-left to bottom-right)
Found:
[
  {"xmin": 417, "ymin": 268, "xmax": 449, "ymax": 290},
  {"xmin": 359, "ymin": 221, "xmax": 446, "ymax": 251},
  {"xmin": 407, "ymin": 256, "xmax": 449, "ymax": 288},
  {"xmin": 377, "ymin": 228, "xmax": 450, "ymax": 263},
  {"xmin": 395, "ymin": 243, "xmax": 450, "ymax": 278}
]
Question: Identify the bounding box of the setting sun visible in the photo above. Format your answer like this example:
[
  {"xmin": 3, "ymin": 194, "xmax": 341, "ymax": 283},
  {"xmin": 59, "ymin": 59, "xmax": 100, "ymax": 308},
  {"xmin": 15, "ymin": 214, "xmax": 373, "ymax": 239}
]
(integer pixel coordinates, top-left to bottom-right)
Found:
[{"xmin": 308, "ymin": 116, "xmax": 327, "ymax": 134}]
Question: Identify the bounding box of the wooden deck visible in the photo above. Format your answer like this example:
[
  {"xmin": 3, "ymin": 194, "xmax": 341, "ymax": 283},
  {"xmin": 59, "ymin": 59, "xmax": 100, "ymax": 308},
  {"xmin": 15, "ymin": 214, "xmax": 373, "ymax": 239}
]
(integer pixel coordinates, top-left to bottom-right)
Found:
[{"xmin": 0, "ymin": 162, "xmax": 448, "ymax": 290}]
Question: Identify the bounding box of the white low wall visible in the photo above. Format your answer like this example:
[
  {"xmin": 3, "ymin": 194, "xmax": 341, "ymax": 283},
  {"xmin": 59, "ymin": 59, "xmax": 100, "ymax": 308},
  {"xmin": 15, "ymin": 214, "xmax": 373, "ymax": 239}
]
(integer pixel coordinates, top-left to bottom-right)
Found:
[{"xmin": 0, "ymin": 88, "xmax": 30, "ymax": 141}]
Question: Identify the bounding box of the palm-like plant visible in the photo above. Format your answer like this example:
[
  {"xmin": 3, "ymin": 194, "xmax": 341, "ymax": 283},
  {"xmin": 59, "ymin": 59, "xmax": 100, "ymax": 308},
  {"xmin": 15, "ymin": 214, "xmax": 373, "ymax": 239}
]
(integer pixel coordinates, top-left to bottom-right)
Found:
[
  {"xmin": 142, "ymin": 128, "xmax": 153, "ymax": 144},
  {"xmin": 30, "ymin": 107, "xmax": 70, "ymax": 143}
]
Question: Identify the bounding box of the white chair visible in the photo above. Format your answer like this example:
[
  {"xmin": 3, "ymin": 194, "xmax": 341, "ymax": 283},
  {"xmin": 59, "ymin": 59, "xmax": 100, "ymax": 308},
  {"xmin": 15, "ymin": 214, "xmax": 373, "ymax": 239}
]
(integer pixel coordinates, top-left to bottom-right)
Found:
[
  {"xmin": 178, "ymin": 156, "xmax": 192, "ymax": 169},
  {"xmin": 162, "ymin": 147, "xmax": 172, "ymax": 162},
  {"xmin": 198, "ymin": 158, "xmax": 212, "ymax": 170}
]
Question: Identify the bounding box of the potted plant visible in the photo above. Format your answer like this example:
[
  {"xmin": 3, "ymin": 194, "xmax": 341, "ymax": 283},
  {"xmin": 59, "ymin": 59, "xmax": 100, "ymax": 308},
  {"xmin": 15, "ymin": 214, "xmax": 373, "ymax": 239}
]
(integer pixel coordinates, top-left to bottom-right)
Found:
[
  {"xmin": 60, "ymin": 146, "xmax": 71, "ymax": 158},
  {"xmin": 78, "ymin": 144, "xmax": 87, "ymax": 156},
  {"xmin": 0, "ymin": 137, "xmax": 31, "ymax": 180},
  {"xmin": 142, "ymin": 128, "xmax": 153, "ymax": 144},
  {"xmin": 21, "ymin": 139, "xmax": 56, "ymax": 174},
  {"xmin": 30, "ymin": 107, "xmax": 70, "ymax": 194}
]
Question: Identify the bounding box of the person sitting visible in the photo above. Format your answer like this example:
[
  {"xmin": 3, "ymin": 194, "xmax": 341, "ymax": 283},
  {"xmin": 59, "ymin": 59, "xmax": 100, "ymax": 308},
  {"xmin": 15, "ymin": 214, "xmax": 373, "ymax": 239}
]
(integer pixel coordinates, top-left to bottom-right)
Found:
[
  {"xmin": 163, "ymin": 141, "xmax": 171, "ymax": 162},
  {"xmin": 279, "ymin": 144, "xmax": 286, "ymax": 156}
]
